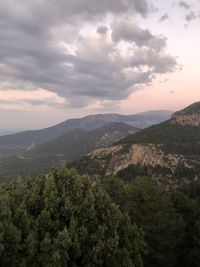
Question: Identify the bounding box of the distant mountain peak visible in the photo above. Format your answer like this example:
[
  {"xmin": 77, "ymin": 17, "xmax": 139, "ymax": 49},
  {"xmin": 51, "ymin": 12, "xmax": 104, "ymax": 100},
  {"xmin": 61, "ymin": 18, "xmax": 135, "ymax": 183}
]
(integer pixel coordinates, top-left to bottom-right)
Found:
[
  {"xmin": 171, "ymin": 102, "xmax": 200, "ymax": 127},
  {"xmin": 172, "ymin": 102, "xmax": 200, "ymax": 117}
]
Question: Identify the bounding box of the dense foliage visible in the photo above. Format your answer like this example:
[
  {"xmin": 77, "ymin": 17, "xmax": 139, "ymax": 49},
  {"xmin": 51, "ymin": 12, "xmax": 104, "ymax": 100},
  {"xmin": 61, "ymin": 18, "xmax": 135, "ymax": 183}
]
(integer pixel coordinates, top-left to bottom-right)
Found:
[
  {"xmin": 116, "ymin": 163, "xmax": 200, "ymax": 181},
  {"xmin": 101, "ymin": 176, "xmax": 200, "ymax": 267},
  {"xmin": 1, "ymin": 165, "xmax": 200, "ymax": 267},
  {"xmin": 0, "ymin": 166, "xmax": 146, "ymax": 267}
]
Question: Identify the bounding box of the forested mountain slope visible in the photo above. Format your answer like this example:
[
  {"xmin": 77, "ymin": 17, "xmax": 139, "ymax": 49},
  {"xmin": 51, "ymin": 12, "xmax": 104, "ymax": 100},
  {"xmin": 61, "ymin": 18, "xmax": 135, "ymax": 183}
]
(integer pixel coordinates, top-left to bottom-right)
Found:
[
  {"xmin": 0, "ymin": 122, "xmax": 138, "ymax": 182},
  {"xmin": 74, "ymin": 102, "xmax": 200, "ymax": 187}
]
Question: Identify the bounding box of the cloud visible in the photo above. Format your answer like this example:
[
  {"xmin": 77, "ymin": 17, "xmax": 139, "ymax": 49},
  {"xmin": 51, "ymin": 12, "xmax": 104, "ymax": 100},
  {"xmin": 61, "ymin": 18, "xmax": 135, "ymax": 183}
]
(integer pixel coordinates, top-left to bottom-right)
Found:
[
  {"xmin": 0, "ymin": 0, "xmax": 178, "ymax": 108},
  {"xmin": 0, "ymin": 89, "xmax": 64, "ymax": 108},
  {"xmin": 111, "ymin": 16, "xmax": 167, "ymax": 51},
  {"xmin": 159, "ymin": 13, "xmax": 169, "ymax": 22},
  {"xmin": 178, "ymin": 1, "xmax": 190, "ymax": 10},
  {"xmin": 97, "ymin": 25, "xmax": 109, "ymax": 35},
  {"xmin": 0, "ymin": 98, "xmax": 61, "ymax": 106},
  {"xmin": 185, "ymin": 11, "xmax": 197, "ymax": 22}
]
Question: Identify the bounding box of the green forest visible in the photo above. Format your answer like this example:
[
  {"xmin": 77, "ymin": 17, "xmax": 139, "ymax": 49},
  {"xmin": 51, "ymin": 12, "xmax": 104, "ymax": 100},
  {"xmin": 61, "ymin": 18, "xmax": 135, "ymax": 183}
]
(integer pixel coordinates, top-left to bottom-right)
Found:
[
  {"xmin": 119, "ymin": 121, "xmax": 200, "ymax": 156},
  {"xmin": 0, "ymin": 166, "xmax": 200, "ymax": 267}
]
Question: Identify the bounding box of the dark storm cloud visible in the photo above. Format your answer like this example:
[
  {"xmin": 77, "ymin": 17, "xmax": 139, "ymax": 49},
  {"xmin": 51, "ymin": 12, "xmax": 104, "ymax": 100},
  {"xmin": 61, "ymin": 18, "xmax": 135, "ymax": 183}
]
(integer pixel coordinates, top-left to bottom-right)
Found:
[{"xmin": 0, "ymin": 0, "xmax": 178, "ymax": 107}]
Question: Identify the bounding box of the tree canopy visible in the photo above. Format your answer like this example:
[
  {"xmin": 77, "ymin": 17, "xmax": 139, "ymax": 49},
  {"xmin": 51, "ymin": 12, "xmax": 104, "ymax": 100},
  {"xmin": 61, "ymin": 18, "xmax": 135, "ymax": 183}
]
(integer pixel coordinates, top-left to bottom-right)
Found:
[{"xmin": 0, "ymin": 166, "xmax": 146, "ymax": 267}]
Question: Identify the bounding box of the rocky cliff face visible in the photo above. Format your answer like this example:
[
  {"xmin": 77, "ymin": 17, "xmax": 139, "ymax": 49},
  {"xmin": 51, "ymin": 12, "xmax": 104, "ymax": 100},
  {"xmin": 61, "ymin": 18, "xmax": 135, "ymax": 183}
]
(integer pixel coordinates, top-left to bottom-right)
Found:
[
  {"xmin": 171, "ymin": 113, "xmax": 200, "ymax": 127},
  {"xmin": 89, "ymin": 144, "xmax": 194, "ymax": 176},
  {"xmin": 94, "ymin": 128, "xmax": 136, "ymax": 148}
]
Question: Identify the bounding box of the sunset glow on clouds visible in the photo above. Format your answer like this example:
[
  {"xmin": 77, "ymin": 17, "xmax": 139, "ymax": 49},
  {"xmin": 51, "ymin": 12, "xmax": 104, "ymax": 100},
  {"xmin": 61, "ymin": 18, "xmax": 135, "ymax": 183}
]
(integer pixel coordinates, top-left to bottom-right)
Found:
[
  {"xmin": 0, "ymin": 89, "xmax": 64, "ymax": 108},
  {"xmin": 0, "ymin": 0, "xmax": 199, "ymax": 130}
]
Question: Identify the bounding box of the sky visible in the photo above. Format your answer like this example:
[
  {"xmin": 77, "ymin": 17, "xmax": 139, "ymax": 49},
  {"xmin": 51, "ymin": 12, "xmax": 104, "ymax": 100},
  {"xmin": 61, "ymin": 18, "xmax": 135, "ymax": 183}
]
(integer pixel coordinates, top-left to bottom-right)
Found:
[{"xmin": 0, "ymin": 0, "xmax": 199, "ymax": 131}]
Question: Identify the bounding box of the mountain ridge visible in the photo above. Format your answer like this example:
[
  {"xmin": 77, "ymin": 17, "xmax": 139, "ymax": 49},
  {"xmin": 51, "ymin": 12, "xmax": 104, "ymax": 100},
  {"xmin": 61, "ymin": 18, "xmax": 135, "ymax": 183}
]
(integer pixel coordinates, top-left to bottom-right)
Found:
[
  {"xmin": 0, "ymin": 122, "xmax": 138, "ymax": 181},
  {"xmin": 171, "ymin": 102, "xmax": 200, "ymax": 117},
  {"xmin": 171, "ymin": 102, "xmax": 200, "ymax": 127},
  {"xmin": 0, "ymin": 110, "xmax": 172, "ymax": 157}
]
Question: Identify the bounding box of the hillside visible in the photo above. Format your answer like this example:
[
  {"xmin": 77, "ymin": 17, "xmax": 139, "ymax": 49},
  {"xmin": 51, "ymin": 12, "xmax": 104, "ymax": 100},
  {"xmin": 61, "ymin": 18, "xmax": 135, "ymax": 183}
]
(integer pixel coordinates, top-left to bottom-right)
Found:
[
  {"xmin": 171, "ymin": 102, "xmax": 200, "ymax": 127},
  {"xmin": 0, "ymin": 110, "xmax": 171, "ymax": 157},
  {"xmin": 172, "ymin": 102, "xmax": 200, "ymax": 117},
  {"xmin": 28, "ymin": 122, "xmax": 138, "ymax": 159},
  {"xmin": 74, "ymin": 102, "xmax": 200, "ymax": 187},
  {"xmin": 0, "ymin": 122, "xmax": 138, "ymax": 182}
]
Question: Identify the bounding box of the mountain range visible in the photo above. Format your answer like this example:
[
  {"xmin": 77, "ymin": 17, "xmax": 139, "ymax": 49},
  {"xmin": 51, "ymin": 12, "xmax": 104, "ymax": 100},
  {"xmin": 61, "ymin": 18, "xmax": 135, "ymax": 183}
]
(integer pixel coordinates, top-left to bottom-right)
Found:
[
  {"xmin": 1, "ymin": 103, "xmax": 200, "ymax": 186},
  {"xmin": 74, "ymin": 102, "xmax": 200, "ymax": 188},
  {"xmin": 0, "ymin": 122, "xmax": 138, "ymax": 181}
]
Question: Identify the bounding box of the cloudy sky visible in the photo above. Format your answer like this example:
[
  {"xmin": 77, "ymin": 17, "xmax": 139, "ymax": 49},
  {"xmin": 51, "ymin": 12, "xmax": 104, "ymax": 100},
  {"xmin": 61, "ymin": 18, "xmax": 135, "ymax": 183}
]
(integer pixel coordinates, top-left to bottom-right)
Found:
[{"xmin": 0, "ymin": 0, "xmax": 199, "ymax": 131}]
